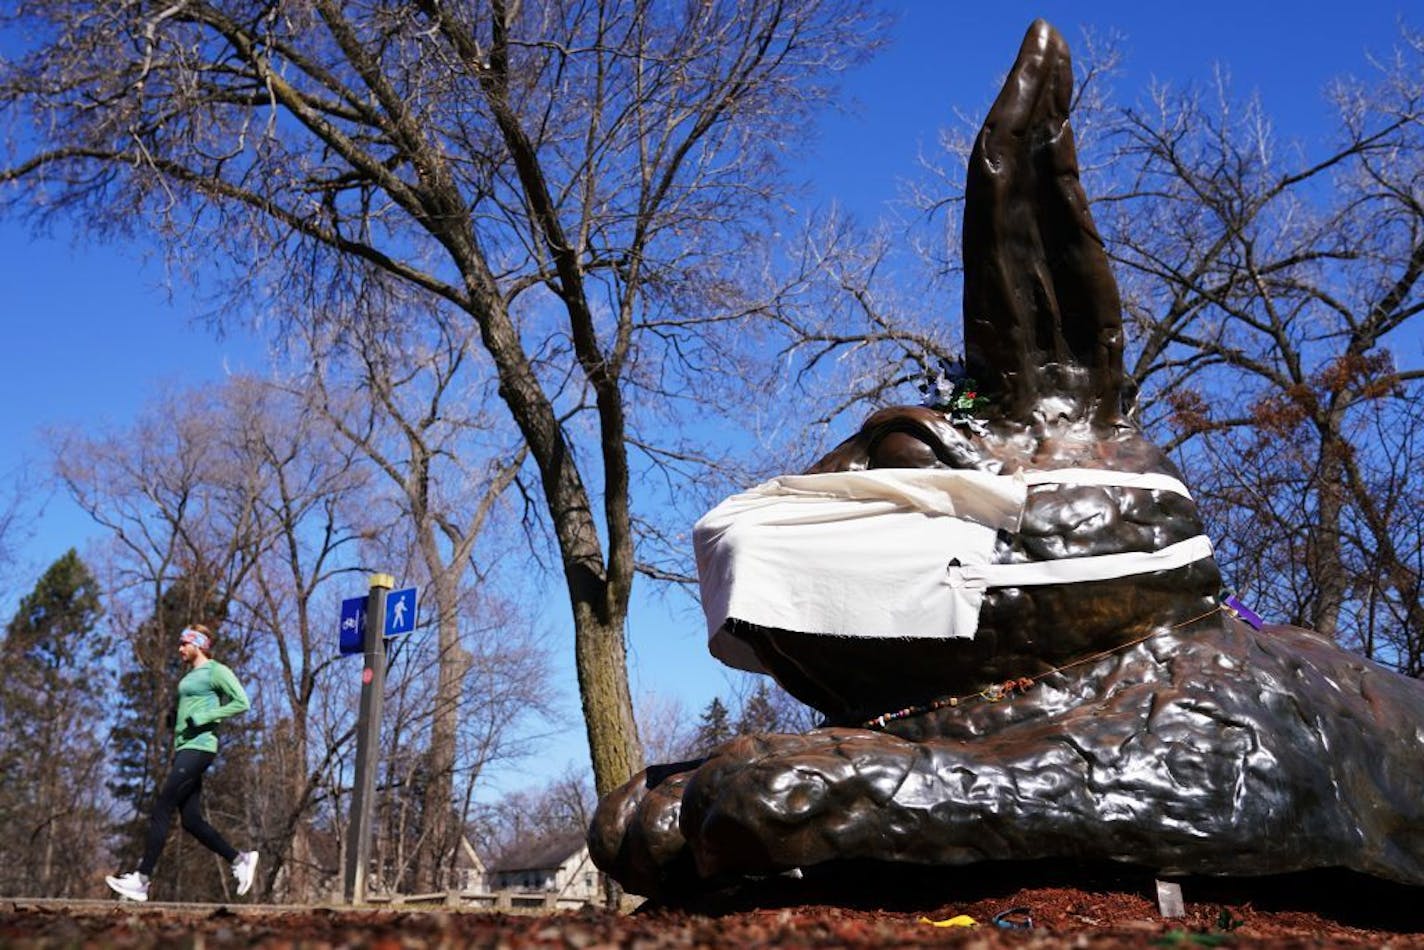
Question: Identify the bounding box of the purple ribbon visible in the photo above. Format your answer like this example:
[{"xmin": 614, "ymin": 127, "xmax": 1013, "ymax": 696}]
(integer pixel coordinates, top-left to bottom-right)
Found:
[{"xmin": 1223, "ymin": 594, "xmax": 1264, "ymax": 630}]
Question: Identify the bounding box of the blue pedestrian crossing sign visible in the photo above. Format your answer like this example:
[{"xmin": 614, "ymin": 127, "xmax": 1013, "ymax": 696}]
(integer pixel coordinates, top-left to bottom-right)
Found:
[
  {"xmin": 385, "ymin": 587, "xmax": 418, "ymax": 637},
  {"xmin": 339, "ymin": 595, "xmax": 368, "ymax": 655}
]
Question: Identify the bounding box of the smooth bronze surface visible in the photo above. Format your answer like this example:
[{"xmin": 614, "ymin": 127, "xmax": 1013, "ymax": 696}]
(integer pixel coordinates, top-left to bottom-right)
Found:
[{"xmin": 589, "ymin": 19, "xmax": 1424, "ymax": 898}]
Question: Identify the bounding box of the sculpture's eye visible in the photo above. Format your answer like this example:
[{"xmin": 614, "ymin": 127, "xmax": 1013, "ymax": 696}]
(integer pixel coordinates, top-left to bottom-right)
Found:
[{"xmin": 868, "ymin": 430, "xmax": 943, "ymax": 469}]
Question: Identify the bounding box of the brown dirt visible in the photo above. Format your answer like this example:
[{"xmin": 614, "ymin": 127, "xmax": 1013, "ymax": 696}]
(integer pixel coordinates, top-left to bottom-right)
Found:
[{"xmin": 4, "ymin": 866, "xmax": 1422, "ymax": 948}]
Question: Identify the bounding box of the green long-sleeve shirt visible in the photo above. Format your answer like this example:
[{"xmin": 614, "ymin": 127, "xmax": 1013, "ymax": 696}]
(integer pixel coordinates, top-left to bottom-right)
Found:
[{"xmin": 174, "ymin": 660, "xmax": 250, "ymax": 753}]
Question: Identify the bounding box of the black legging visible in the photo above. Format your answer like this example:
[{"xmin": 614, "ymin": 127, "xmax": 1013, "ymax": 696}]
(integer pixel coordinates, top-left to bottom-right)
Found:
[{"xmin": 139, "ymin": 749, "xmax": 237, "ymax": 875}]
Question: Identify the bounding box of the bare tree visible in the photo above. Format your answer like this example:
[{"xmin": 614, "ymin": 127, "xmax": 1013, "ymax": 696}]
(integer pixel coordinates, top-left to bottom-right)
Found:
[
  {"xmin": 1, "ymin": 0, "xmax": 883, "ymax": 794},
  {"xmin": 46, "ymin": 370, "xmax": 563, "ymax": 899},
  {"xmin": 50, "ymin": 378, "xmax": 365, "ymax": 901},
  {"xmin": 213, "ymin": 376, "xmax": 372, "ymax": 901},
  {"xmin": 50, "ymin": 387, "xmax": 267, "ymax": 894},
  {"xmin": 293, "ymin": 302, "xmax": 528, "ymax": 886},
  {"xmin": 51, "ymin": 392, "xmax": 263, "ymax": 623},
  {"xmin": 1096, "ymin": 31, "xmax": 1424, "ymax": 656},
  {"xmin": 0, "ymin": 466, "xmax": 29, "ymax": 580},
  {"xmin": 635, "ymin": 690, "xmax": 696, "ymax": 766},
  {"xmin": 473, "ymin": 765, "xmax": 594, "ymax": 866}
]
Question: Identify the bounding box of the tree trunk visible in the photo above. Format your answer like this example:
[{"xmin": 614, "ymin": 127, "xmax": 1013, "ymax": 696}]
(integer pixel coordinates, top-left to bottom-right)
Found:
[
  {"xmin": 422, "ymin": 578, "xmax": 468, "ymax": 889},
  {"xmin": 284, "ymin": 723, "xmax": 312, "ymax": 901},
  {"xmin": 1310, "ymin": 432, "xmax": 1348, "ymax": 639},
  {"xmin": 573, "ymin": 604, "xmax": 642, "ymax": 798},
  {"xmin": 455, "ymin": 275, "xmax": 644, "ymax": 794}
]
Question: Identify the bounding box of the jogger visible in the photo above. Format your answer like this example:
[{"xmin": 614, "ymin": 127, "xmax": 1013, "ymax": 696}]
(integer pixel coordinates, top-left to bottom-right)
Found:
[{"xmin": 106, "ymin": 624, "xmax": 259, "ymax": 902}]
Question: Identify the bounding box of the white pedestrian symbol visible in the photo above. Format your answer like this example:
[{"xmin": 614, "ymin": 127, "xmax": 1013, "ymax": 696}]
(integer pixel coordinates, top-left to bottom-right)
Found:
[{"xmin": 392, "ymin": 595, "xmax": 408, "ymax": 628}]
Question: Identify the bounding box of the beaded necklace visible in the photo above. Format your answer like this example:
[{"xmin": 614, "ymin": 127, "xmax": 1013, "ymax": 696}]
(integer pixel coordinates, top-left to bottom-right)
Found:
[{"xmin": 859, "ymin": 603, "xmax": 1228, "ymax": 730}]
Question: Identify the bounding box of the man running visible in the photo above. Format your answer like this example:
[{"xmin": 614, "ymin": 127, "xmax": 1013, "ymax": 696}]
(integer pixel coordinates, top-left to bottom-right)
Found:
[{"xmin": 106, "ymin": 624, "xmax": 259, "ymax": 901}]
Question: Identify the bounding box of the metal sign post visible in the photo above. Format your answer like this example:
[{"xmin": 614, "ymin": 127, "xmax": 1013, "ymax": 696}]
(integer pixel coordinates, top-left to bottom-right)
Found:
[{"xmin": 343, "ymin": 573, "xmax": 393, "ymax": 904}]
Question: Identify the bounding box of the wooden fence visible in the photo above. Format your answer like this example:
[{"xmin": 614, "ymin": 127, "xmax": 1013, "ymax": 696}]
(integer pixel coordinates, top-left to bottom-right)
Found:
[{"xmin": 364, "ymin": 890, "xmax": 596, "ymax": 913}]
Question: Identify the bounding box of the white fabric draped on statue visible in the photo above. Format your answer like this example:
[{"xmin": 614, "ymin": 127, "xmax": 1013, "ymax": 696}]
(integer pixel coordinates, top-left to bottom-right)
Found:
[{"xmin": 693, "ymin": 467, "xmax": 1211, "ymax": 674}]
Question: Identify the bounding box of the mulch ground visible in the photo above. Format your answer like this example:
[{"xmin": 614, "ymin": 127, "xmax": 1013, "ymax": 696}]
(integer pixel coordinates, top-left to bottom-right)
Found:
[{"xmin": 4, "ymin": 864, "xmax": 1422, "ymax": 947}]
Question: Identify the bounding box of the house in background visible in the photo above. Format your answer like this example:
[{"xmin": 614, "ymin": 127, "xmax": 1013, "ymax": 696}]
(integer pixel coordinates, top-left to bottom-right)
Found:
[
  {"xmin": 448, "ymin": 836, "xmax": 488, "ymax": 894},
  {"xmin": 486, "ymin": 831, "xmax": 603, "ymax": 903}
]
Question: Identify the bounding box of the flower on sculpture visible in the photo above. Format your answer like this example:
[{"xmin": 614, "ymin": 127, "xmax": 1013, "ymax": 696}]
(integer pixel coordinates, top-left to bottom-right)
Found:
[{"xmin": 918, "ymin": 356, "xmax": 990, "ymax": 435}]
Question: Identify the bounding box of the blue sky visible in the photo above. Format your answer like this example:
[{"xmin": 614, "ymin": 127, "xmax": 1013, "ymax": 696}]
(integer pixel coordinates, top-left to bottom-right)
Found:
[{"xmin": 1, "ymin": 1, "xmax": 1416, "ymax": 789}]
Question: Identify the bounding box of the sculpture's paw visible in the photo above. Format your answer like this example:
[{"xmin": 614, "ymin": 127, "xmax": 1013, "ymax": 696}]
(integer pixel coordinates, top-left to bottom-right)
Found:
[
  {"xmin": 591, "ymin": 622, "xmax": 1424, "ymax": 897},
  {"xmin": 588, "ymin": 759, "xmax": 703, "ymax": 900}
]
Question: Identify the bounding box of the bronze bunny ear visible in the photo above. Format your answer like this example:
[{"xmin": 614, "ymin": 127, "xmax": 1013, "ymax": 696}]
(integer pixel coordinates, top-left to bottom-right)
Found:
[{"xmin": 962, "ymin": 20, "xmax": 1126, "ymax": 427}]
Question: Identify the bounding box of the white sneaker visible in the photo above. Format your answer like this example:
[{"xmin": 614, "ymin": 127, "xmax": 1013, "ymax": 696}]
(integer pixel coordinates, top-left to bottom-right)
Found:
[
  {"xmin": 233, "ymin": 851, "xmax": 259, "ymax": 897},
  {"xmin": 106, "ymin": 871, "xmax": 150, "ymax": 902}
]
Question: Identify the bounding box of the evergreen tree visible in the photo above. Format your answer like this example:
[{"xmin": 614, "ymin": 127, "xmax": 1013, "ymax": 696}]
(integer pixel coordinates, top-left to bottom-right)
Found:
[
  {"xmin": 0, "ymin": 550, "xmax": 109, "ymax": 896},
  {"xmin": 735, "ymin": 683, "xmax": 780, "ymax": 736},
  {"xmin": 691, "ymin": 698, "xmax": 734, "ymax": 757}
]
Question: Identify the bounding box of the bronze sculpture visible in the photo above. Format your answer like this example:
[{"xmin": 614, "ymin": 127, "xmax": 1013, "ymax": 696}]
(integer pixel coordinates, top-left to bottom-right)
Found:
[{"xmin": 589, "ymin": 20, "xmax": 1424, "ymax": 899}]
